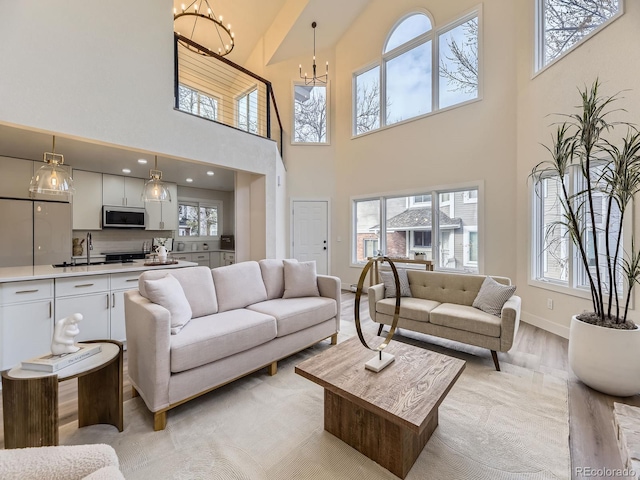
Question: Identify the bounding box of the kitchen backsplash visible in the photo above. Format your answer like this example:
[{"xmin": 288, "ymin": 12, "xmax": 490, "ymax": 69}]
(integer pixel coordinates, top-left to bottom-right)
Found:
[{"xmin": 72, "ymin": 230, "xmax": 222, "ymax": 254}]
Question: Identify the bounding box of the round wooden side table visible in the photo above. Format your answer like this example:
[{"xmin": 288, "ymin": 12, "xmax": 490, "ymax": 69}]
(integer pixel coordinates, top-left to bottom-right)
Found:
[{"xmin": 1, "ymin": 340, "xmax": 123, "ymax": 448}]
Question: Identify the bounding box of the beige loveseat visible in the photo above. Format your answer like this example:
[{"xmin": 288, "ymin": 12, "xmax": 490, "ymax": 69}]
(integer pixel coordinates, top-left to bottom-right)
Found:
[
  {"xmin": 369, "ymin": 270, "xmax": 521, "ymax": 370},
  {"xmin": 124, "ymin": 260, "xmax": 340, "ymax": 430}
]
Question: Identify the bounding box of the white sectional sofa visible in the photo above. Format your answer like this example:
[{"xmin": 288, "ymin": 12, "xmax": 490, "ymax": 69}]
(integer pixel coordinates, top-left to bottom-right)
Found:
[
  {"xmin": 369, "ymin": 270, "xmax": 521, "ymax": 370},
  {"xmin": 124, "ymin": 260, "xmax": 340, "ymax": 430}
]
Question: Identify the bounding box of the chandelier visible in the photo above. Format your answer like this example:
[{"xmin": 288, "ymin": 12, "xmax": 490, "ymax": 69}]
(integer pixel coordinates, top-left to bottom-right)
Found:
[
  {"xmin": 299, "ymin": 22, "xmax": 328, "ymax": 86},
  {"xmin": 174, "ymin": 0, "xmax": 235, "ymax": 57},
  {"xmin": 29, "ymin": 136, "xmax": 74, "ymax": 197}
]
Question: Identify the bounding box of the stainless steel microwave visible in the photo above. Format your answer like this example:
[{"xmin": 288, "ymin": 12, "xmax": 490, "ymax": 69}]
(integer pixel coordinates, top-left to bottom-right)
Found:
[{"xmin": 102, "ymin": 206, "xmax": 146, "ymax": 229}]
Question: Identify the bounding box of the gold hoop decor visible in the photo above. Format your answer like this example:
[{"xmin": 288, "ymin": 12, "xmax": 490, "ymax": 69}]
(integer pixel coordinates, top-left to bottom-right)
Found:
[{"xmin": 354, "ymin": 256, "xmax": 402, "ymax": 372}]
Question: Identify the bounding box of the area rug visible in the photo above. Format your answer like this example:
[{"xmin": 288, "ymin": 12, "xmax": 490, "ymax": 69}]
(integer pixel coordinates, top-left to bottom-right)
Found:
[{"xmin": 60, "ymin": 319, "xmax": 570, "ymax": 479}]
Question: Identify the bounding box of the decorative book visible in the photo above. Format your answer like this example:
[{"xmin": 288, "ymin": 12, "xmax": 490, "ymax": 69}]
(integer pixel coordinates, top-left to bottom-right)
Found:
[{"xmin": 21, "ymin": 343, "xmax": 102, "ymax": 372}]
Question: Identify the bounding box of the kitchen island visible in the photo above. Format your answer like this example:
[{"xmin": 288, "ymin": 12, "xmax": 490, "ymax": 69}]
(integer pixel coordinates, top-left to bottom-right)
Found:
[{"xmin": 0, "ymin": 260, "xmax": 197, "ymax": 371}]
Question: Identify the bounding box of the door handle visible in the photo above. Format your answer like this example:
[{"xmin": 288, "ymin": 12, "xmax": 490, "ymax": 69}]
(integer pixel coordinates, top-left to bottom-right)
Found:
[
  {"xmin": 112, "ymin": 293, "xmax": 115, "ymax": 308},
  {"xmin": 49, "ymin": 301, "xmax": 52, "ymax": 319}
]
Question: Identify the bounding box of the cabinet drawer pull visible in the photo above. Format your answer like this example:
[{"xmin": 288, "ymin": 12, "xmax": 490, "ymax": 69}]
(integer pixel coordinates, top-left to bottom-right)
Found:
[
  {"xmin": 112, "ymin": 293, "xmax": 115, "ymax": 308},
  {"xmin": 16, "ymin": 289, "xmax": 39, "ymax": 294},
  {"xmin": 126, "ymin": 278, "xmax": 138, "ymax": 282},
  {"xmin": 107, "ymin": 294, "xmax": 110, "ymax": 308},
  {"xmin": 49, "ymin": 301, "xmax": 52, "ymax": 318},
  {"xmin": 74, "ymin": 283, "xmax": 95, "ymax": 288}
]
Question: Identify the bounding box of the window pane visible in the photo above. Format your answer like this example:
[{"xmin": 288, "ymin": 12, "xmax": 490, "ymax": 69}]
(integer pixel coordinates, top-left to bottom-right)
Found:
[
  {"xmin": 355, "ymin": 199, "xmax": 381, "ymax": 262},
  {"xmin": 178, "ymin": 204, "xmax": 199, "ymax": 237},
  {"xmin": 199, "ymin": 93, "xmax": 217, "ymax": 120},
  {"xmin": 386, "ymin": 41, "xmax": 432, "ymax": 125},
  {"xmin": 238, "ymin": 95, "xmax": 248, "ymax": 131},
  {"xmin": 442, "ymin": 190, "xmax": 477, "ymax": 272},
  {"xmin": 384, "ymin": 13, "xmax": 432, "ymax": 53},
  {"xmin": 386, "ymin": 195, "xmax": 431, "ymax": 259},
  {"xmin": 178, "ymin": 85, "xmax": 198, "ymax": 114},
  {"xmin": 542, "ymin": 0, "xmax": 620, "ymax": 66},
  {"xmin": 439, "ymin": 17, "xmax": 478, "ymax": 109},
  {"xmin": 538, "ymin": 176, "xmax": 568, "ymax": 283},
  {"xmin": 248, "ymin": 89, "xmax": 258, "ymax": 134},
  {"xmin": 294, "ymin": 85, "xmax": 327, "ymax": 143},
  {"xmin": 355, "ymin": 66, "xmax": 381, "ymax": 135},
  {"xmin": 199, "ymin": 206, "xmax": 218, "ymax": 236}
]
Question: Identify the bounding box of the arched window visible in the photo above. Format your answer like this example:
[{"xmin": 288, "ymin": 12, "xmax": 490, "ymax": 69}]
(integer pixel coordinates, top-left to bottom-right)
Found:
[{"xmin": 353, "ymin": 8, "xmax": 481, "ymax": 136}]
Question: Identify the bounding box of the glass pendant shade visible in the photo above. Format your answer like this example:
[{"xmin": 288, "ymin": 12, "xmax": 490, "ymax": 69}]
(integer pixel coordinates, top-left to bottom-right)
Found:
[
  {"xmin": 29, "ymin": 150, "xmax": 74, "ymax": 196},
  {"xmin": 142, "ymin": 175, "xmax": 171, "ymax": 202},
  {"xmin": 142, "ymin": 156, "xmax": 171, "ymax": 202}
]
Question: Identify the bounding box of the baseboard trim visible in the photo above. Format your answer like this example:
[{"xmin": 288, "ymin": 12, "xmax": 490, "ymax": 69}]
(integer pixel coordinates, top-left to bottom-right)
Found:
[{"xmin": 521, "ymin": 312, "xmax": 570, "ymax": 339}]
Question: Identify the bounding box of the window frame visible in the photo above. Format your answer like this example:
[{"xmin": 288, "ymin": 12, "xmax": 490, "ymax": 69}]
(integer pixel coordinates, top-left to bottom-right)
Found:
[
  {"xmin": 351, "ymin": 182, "xmax": 483, "ymax": 273},
  {"xmin": 236, "ymin": 86, "xmax": 259, "ymax": 134},
  {"xmin": 351, "ymin": 5, "xmax": 483, "ymax": 138},
  {"xmin": 177, "ymin": 198, "xmax": 223, "ymax": 240},
  {"xmin": 291, "ymin": 81, "xmax": 330, "ymax": 146},
  {"xmin": 177, "ymin": 83, "xmax": 221, "ymax": 122},
  {"xmin": 534, "ymin": 0, "xmax": 624, "ymax": 74},
  {"xmin": 530, "ymin": 165, "xmax": 633, "ymax": 301}
]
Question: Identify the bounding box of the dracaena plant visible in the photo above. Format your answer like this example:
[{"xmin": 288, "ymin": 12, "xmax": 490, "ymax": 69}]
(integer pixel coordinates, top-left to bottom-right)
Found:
[{"xmin": 531, "ymin": 79, "xmax": 640, "ymax": 328}]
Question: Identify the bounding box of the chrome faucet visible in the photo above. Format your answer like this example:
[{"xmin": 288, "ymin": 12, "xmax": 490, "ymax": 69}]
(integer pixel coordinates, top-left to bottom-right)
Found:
[{"xmin": 86, "ymin": 232, "xmax": 93, "ymax": 265}]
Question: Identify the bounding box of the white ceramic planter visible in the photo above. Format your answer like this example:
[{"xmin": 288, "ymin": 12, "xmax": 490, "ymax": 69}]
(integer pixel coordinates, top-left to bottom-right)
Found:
[{"xmin": 568, "ymin": 315, "xmax": 640, "ymax": 397}]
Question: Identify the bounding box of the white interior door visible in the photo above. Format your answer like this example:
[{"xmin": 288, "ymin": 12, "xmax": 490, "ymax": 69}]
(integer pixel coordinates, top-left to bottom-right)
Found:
[{"xmin": 292, "ymin": 201, "xmax": 328, "ymax": 275}]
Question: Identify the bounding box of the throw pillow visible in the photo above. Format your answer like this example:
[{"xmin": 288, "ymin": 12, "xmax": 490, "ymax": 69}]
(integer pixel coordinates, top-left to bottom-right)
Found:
[
  {"xmin": 143, "ymin": 274, "xmax": 193, "ymax": 334},
  {"xmin": 472, "ymin": 276, "xmax": 516, "ymax": 316},
  {"xmin": 282, "ymin": 259, "xmax": 320, "ymax": 298},
  {"xmin": 380, "ymin": 269, "xmax": 412, "ymax": 298}
]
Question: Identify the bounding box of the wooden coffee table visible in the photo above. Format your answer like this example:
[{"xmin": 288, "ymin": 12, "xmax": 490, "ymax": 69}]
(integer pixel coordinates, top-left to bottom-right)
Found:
[{"xmin": 295, "ymin": 336, "xmax": 465, "ymax": 478}]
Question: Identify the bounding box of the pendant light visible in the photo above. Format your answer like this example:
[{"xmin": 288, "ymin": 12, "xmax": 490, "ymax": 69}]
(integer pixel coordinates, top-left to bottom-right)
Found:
[
  {"xmin": 142, "ymin": 156, "xmax": 171, "ymax": 202},
  {"xmin": 29, "ymin": 135, "xmax": 74, "ymax": 196}
]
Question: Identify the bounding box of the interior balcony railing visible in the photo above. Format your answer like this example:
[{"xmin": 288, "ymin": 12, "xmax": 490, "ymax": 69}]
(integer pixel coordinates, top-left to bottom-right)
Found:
[{"xmin": 173, "ymin": 33, "xmax": 284, "ymax": 162}]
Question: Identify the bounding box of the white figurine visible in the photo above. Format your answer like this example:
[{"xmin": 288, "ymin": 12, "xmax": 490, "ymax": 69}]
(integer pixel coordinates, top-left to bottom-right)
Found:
[{"xmin": 51, "ymin": 313, "xmax": 83, "ymax": 355}]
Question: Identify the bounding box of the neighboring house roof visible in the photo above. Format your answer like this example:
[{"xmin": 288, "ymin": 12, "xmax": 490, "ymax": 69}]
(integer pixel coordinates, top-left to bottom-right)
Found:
[{"xmin": 379, "ymin": 207, "xmax": 461, "ymax": 231}]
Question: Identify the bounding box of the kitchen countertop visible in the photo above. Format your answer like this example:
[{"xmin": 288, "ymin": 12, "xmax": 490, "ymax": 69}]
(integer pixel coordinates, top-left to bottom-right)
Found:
[{"xmin": 0, "ymin": 260, "xmax": 198, "ymax": 283}]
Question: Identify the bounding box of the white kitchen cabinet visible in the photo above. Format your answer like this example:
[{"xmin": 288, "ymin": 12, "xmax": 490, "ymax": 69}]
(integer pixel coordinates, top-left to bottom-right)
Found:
[
  {"xmin": 72, "ymin": 170, "xmax": 103, "ymax": 230},
  {"xmin": 210, "ymin": 252, "xmax": 221, "ymax": 268},
  {"xmin": 109, "ymin": 271, "xmax": 140, "ymax": 343},
  {"xmin": 0, "ymin": 279, "xmax": 54, "ymax": 370},
  {"xmin": 193, "ymin": 252, "xmax": 210, "ymax": 267},
  {"xmin": 0, "ymin": 157, "xmax": 33, "ymax": 199},
  {"xmin": 146, "ymin": 182, "xmax": 177, "ymax": 231},
  {"xmin": 103, "ymin": 174, "xmax": 145, "ymax": 207},
  {"xmin": 221, "ymin": 251, "xmax": 235, "ymax": 266},
  {"xmin": 172, "ymin": 253, "xmax": 193, "ymax": 262},
  {"xmin": 55, "ymin": 275, "xmax": 110, "ymax": 342}
]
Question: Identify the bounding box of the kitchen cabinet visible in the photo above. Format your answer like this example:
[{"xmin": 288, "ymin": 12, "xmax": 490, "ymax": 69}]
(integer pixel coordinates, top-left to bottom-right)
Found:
[
  {"xmin": 172, "ymin": 253, "xmax": 193, "ymax": 262},
  {"xmin": 72, "ymin": 170, "xmax": 103, "ymax": 230},
  {"xmin": 210, "ymin": 252, "xmax": 221, "ymax": 268},
  {"xmin": 0, "ymin": 279, "xmax": 54, "ymax": 371},
  {"xmin": 221, "ymin": 251, "xmax": 235, "ymax": 266},
  {"xmin": 103, "ymin": 174, "xmax": 145, "ymax": 208},
  {"xmin": 109, "ymin": 271, "xmax": 140, "ymax": 342},
  {"xmin": 192, "ymin": 252, "xmax": 210, "ymax": 267},
  {"xmin": 145, "ymin": 183, "xmax": 178, "ymax": 231},
  {"xmin": 0, "ymin": 157, "xmax": 33, "ymax": 199},
  {"xmin": 55, "ymin": 275, "xmax": 110, "ymax": 342}
]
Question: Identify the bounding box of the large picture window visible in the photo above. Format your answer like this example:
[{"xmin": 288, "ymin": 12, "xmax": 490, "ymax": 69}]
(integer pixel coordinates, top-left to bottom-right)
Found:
[
  {"xmin": 531, "ymin": 165, "xmax": 627, "ymax": 297},
  {"xmin": 352, "ymin": 187, "xmax": 480, "ymax": 273},
  {"xmin": 178, "ymin": 201, "xmax": 222, "ymax": 238},
  {"xmin": 293, "ymin": 84, "xmax": 328, "ymax": 144},
  {"xmin": 352, "ymin": 8, "xmax": 480, "ymax": 136},
  {"xmin": 536, "ymin": 0, "xmax": 622, "ymax": 71}
]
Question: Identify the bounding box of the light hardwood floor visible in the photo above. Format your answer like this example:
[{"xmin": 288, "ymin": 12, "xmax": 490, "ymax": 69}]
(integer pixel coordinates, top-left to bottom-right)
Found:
[{"xmin": 1, "ymin": 292, "xmax": 637, "ymax": 480}]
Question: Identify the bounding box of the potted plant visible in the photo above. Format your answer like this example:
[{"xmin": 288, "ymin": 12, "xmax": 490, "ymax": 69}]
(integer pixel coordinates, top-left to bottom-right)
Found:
[
  {"xmin": 414, "ymin": 251, "xmax": 426, "ymax": 260},
  {"xmin": 531, "ymin": 79, "xmax": 640, "ymax": 396}
]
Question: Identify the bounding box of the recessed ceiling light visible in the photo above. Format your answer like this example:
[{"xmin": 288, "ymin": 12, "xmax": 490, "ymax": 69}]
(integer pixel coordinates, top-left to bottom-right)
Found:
[
  {"xmin": 186, "ymin": 178, "xmax": 193, "ymax": 183},
  {"xmin": 122, "ymin": 168, "xmax": 131, "ymax": 174},
  {"xmin": 206, "ymin": 171, "xmax": 215, "ymax": 176},
  {"xmin": 137, "ymin": 159, "xmax": 148, "ymax": 164}
]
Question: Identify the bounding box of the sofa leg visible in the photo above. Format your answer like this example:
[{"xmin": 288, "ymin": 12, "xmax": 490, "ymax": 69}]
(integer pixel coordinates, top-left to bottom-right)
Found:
[
  {"xmin": 132, "ymin": 386, "xmax": 139, "ymax": 398},
  {"xmin": 154, "ymin": 411, "xmax": 167, "ymax": 431},
  {"xmin": 377, "ymin": 324, "xmax": 384, "ymax": 336},
  {"xmin": 330, "ymin": 333, "xmax": 338, "ymax": 345},
  {"xmin": 490, "ymin": 350, "xmax": 501, "ymax": 371},
  {"xmin": 268, "ymin": 361, "xmax": 277, "ymax": 376}
]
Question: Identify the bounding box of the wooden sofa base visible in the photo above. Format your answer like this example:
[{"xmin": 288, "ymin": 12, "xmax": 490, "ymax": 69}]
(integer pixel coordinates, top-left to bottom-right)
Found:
[
  {"xmin": 140, "ymin": 333, "xmax": 340, "ymax": 431},
  {"xmin": 377, "ymin": 324, "xmax": 501, "ymax": 371}
]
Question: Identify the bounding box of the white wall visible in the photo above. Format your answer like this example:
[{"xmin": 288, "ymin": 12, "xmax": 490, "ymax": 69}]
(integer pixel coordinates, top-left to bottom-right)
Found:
[
  {"xmin": 0, "ymin": 0, "xmax": 281, "ymax": 258},
  {"xmin": 515, "ymin": 1, "xmax": 640, "ymax": 336}
]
